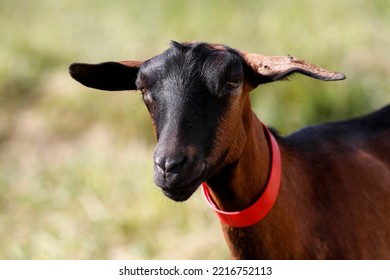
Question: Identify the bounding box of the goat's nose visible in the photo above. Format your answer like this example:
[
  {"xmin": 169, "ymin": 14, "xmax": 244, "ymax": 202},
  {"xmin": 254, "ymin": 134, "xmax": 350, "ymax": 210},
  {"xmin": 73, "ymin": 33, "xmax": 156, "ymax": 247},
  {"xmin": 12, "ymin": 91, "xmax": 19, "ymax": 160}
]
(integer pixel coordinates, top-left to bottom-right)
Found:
[
  {"xmin": 153, "ymin": 145, "xmax": 203, "ymax": 191},
  {"xmin": 154, "ymin": 154, "xmax": 186, "ymax": 173}
]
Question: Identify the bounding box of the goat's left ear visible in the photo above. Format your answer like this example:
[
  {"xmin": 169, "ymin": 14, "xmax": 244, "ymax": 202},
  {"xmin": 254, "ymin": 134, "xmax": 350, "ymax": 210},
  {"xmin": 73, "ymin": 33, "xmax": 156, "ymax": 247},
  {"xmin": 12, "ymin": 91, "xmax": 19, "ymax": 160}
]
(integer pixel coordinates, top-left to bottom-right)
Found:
[
  {"xmin": 69, "ymin": 60, "xmax": 143, "ymax": 91},
  {"xmin": 240, "ymin": 51, "xmax": 346, "ymax": 85}
]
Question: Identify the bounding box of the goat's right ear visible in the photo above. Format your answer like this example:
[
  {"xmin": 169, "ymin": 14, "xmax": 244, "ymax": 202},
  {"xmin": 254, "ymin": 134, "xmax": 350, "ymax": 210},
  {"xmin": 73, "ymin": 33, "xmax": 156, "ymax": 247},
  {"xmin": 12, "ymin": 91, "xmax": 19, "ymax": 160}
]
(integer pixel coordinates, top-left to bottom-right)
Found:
[{"xmin": 69, "ymin": 60, "xmax": 143, "ymax": 91}]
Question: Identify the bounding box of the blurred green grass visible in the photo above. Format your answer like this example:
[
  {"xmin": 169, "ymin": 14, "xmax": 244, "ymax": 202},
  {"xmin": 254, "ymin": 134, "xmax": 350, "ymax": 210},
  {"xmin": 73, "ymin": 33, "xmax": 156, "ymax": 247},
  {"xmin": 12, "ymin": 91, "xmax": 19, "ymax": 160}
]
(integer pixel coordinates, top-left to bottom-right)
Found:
[{"xmin": 0, "ymin": 0, "xmax": 389, "ymax": 259}]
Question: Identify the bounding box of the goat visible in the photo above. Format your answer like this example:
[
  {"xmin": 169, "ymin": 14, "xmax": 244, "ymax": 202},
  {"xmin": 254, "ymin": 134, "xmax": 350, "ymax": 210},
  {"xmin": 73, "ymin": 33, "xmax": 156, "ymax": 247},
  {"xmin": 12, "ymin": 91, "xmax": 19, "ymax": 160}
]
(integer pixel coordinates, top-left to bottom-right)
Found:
[{"xmin": 69, "ymin": 41, "xmax": 390, "ymax": 259}]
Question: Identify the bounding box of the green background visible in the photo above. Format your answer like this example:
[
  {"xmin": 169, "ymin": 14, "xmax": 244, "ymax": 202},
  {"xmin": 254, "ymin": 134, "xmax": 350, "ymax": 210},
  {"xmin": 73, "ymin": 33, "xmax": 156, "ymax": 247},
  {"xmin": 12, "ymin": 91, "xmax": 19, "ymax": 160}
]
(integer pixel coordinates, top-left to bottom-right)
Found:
[{"xmin": 1, "ymin": 0, "xmax": 389, "ymax": 259}]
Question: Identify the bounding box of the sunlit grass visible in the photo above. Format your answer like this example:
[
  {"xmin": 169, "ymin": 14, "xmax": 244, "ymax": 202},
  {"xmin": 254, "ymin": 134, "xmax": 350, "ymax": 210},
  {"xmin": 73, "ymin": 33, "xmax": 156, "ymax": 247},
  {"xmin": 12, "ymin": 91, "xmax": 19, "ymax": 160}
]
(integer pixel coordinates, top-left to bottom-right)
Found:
[{"xmin": 0, "ymin": 0, "xmax": 389, "ymax": 259}]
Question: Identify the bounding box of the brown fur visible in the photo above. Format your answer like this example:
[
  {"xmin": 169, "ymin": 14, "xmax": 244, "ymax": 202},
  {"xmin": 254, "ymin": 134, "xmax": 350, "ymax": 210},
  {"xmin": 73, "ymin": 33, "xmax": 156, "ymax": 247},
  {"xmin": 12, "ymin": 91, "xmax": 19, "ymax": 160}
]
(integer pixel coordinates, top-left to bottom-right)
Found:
[{"xmin": 207, "ymin": 92, "xmax": 390, "ymax": 259}]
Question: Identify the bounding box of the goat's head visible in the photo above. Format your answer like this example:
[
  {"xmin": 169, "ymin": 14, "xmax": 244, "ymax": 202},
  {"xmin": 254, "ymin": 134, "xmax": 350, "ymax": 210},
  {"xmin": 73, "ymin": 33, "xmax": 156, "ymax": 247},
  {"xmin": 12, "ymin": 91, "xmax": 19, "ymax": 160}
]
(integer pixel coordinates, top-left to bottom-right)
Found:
[{"xmin": 69, "ymin": 41, "xmax": 345, "ymax": 202}]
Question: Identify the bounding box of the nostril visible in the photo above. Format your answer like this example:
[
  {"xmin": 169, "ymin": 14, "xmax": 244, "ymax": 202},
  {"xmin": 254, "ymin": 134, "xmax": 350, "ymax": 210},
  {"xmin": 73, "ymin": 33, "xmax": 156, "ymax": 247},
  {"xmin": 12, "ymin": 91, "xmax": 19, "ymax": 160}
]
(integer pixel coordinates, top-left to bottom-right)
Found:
[
  {"xmin": 154, "ymin": 154, "xmax": 186, "ymax": 173},
  {"xmin": 165, "ymin": 156, "xmax": 186, "ymax": 172},
  {"xmin": 154, "ymin": 155, "xmax": 165, "ymax": 171}
]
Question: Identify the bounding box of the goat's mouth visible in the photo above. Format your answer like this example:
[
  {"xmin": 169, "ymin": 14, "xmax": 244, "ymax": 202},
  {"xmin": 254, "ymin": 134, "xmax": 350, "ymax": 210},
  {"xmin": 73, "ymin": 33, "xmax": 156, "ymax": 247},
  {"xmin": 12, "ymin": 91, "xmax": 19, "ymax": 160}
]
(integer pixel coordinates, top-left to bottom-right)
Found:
[
  {"xmin": 160, "ymin": 176, "xmax": 203, "ymax": 202},
  {"xmin": 156, "ymin": 162, "xmax": 207, "ymax": 202}
]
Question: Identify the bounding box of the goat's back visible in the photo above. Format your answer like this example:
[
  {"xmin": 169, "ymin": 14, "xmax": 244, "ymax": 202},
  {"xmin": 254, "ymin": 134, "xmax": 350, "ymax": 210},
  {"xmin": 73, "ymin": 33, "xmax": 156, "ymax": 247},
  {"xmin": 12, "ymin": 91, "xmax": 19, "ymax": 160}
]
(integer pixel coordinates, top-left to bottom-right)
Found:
[{"xmin": 282, "ymin": 104, "xmax": 390, "ymax": 259}]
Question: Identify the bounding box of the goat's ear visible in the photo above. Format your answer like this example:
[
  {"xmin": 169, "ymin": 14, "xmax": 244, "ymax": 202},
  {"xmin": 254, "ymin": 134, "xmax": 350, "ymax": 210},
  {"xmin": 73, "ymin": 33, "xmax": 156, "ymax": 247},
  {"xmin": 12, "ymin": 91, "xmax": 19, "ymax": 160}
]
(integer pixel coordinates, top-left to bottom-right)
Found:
[
  {"xmin": 240, "ymin": 51, "xmax": 345, "ymax": 85},
  {"xmin": 69, "ymin": 60, "xmax": 143, "ymax": 91}
]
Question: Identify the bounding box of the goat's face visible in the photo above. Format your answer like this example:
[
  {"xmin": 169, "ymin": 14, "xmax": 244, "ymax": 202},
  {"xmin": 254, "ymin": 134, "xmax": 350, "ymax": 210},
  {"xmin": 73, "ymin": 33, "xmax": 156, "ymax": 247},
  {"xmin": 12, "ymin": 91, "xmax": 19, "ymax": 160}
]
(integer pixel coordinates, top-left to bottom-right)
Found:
[
  {"xmin": 69, "ymin": 41, "xmax": 345, "ymax": 202},
  {"xmin": 135, "ymin": 42, "xmax": 247, "ymax": 201}
]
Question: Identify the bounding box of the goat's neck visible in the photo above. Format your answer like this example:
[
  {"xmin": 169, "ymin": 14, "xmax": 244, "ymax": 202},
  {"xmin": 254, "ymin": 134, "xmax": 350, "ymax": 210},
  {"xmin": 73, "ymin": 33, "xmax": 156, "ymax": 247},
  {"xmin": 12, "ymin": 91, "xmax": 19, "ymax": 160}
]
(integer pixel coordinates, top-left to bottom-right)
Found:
[
  {"xmin": 206, "ymin": 96, "xmax": 302, "ymax": 259},
  {"xmin": 207, "ymin": 98, "xmax": 271, "ymax": 212}
]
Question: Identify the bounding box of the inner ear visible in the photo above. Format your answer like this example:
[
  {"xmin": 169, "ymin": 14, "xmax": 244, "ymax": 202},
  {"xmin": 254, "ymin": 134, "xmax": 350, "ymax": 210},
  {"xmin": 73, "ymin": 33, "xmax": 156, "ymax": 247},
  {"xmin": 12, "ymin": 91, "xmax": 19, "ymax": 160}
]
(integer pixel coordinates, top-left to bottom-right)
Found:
[{"xmin": 69, "ymin": 60, "xmax": 143, "ymax": 91}]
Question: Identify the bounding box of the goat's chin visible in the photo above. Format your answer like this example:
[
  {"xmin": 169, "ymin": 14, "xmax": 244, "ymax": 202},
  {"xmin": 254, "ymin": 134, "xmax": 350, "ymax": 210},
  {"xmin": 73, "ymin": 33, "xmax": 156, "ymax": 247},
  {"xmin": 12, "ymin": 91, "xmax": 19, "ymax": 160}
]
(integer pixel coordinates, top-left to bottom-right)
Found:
[{"xmin": 159, "ymin": 179, "xmax": 202, "ymax": 202}]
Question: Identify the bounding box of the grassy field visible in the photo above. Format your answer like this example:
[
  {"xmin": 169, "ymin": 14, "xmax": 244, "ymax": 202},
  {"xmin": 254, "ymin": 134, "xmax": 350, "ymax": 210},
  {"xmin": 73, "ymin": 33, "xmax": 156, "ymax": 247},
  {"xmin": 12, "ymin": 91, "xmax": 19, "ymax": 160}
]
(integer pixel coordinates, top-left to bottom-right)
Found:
[{"xmin": 0, "ymin": 0, "xmax": 389, "ymax": 259}]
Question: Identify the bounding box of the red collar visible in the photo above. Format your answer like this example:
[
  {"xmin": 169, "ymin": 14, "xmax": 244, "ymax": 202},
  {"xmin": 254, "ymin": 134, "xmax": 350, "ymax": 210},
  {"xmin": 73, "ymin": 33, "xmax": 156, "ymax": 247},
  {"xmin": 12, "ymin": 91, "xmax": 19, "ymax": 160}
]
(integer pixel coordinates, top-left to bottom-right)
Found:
[{"xmin": 202, "ymin": 123, "xmax": 282, "ymax": 228}]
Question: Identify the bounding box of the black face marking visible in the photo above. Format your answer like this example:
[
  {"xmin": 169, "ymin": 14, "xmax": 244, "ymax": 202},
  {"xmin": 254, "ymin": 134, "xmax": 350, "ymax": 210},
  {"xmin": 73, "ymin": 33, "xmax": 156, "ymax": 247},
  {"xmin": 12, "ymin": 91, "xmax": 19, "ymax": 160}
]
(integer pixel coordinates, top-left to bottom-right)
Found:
[{"xmin": 136, "ymin": 42, "xmax": 244, "ymax": 201}]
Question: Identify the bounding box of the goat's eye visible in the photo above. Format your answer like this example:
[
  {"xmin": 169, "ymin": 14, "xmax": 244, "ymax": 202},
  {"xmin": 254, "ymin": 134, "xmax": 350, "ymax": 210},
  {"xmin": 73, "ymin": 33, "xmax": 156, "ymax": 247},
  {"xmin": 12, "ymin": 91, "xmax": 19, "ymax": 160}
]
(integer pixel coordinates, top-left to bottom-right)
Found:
[
  {"xmin": 142, "ymin": 90, "xmax": 154, "ymax": 107},
  {"xmin": 225, "ymin": 81, "xmax": 241, "ymax": 89}
]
